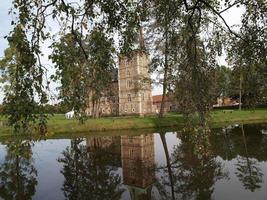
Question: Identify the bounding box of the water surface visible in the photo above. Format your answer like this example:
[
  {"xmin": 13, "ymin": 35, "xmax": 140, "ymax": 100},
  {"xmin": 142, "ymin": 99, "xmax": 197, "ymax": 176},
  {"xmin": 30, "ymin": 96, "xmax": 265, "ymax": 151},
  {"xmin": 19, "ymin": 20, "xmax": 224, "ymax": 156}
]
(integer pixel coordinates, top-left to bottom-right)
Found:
[{"xmin": 0, "ymin": 123, "xmax": 267, "ymax": 200}]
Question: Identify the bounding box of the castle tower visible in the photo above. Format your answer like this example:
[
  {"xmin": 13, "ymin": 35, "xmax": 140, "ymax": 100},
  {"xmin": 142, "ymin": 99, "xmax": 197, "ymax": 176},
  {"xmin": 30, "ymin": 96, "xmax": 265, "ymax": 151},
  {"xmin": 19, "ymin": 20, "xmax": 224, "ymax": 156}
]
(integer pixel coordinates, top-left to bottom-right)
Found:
[
  {"xmin": 121, "ymin": 134, "xmax": 155, "ymax": 199},
  {"xmin": 118, "ymin": 28, "xmax": 153, "ymax": 116}
]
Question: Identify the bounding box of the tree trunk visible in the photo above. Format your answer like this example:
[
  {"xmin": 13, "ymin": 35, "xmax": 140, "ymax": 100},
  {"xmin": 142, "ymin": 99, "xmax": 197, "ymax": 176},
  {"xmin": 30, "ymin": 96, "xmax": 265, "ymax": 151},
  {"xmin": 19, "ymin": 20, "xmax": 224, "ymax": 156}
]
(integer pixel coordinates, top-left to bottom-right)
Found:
[
  {"xmin": 239, "ymin": 74, "xmax": 242, "ymax": 110},
  {"xmin": 160, "ymin": 133, "xmax": 175, "ymax": 200},
  {"xmin": 159, "ymin": 69, "xmax": 168, "ymax": 118},
  {"xmin": 241, "ymin": 124, "xmax": 252, "ymax": 178},
  {"xmin": 159, "ymin": 27, "xmax": 169, "ymax": 118}
]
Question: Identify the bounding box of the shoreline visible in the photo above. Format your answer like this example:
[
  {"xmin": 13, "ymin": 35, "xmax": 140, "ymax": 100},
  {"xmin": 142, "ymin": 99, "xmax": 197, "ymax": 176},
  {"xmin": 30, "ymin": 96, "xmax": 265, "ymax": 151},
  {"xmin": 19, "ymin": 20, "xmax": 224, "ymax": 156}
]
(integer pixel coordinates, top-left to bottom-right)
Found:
[{"xmin": 0, "ymin": 109, "xmax": 267, "ymax": 139}]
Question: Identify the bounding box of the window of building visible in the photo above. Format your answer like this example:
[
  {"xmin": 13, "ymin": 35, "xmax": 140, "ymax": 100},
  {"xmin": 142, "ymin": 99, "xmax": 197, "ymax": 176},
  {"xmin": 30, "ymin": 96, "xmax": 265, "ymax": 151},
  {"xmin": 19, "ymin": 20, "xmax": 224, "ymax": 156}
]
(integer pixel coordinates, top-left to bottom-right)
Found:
[
  {"xmin": 127, "ymin": 80, "xmax": 132, "ymax": 88},
  {"xmin": 124, "ymin": 104, "xmax": 128, "ymax": 112},
  {"xmin": 130, "ymin": 170, "xmax": 135, "ymax": 177},
  {"xmin": 127, "ymin": 70, "xmax": 130, "ymax": 76},
  {"xmin": 142, "ymin": 93, "xmax": 145, "ymax": 100},
  {"xmin": 129, "ymin": 136, "xmax": 133, "ymax": 143},
  {"xmin": 128, "ymin": 94, "xmax": 131, "ymax": 102},
  {"xmin": 129, "ymin": 149, "xmax": 134, "ymax": 158}
]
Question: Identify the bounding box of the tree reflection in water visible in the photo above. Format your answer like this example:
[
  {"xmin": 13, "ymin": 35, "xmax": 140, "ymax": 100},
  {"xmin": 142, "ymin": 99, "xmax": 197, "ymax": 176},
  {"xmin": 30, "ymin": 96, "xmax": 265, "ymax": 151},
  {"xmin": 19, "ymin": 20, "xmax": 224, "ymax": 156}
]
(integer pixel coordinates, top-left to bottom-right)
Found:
[
  {"xmin": 235, "ymin": 125, "xmax": 263, "ymax": 192},
  {"xmin": 58, "ymin": 138, "xmax": 124, "ymax": 200},
  {"xmin": 156, "ymin": 127, "xmax": 228, "ymax": 200},
  {"xmin": 0, "ymin": 139, "xmax": 37, "ymax": 200}
]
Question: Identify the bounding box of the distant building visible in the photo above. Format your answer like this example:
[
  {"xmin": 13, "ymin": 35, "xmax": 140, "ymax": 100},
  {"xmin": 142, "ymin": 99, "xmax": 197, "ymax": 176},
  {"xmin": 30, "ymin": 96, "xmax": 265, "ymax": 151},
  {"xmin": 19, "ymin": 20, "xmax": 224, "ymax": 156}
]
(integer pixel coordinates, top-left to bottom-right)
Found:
[
  {"xmin": 152, "ymin": 94, "xmax": 179, "ymax": 113},
  {"xmin": 213, "ymin": 97, "xmax": 239, "ymax": 107}
]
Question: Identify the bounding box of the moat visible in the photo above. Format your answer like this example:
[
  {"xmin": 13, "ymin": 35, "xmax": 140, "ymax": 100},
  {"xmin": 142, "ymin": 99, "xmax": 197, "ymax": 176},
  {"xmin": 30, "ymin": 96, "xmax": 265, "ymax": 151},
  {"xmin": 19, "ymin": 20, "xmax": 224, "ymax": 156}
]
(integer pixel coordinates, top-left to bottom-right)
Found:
[{"xmin": 0, "ymin": 123, "xmax": 267, "ymax": 200}]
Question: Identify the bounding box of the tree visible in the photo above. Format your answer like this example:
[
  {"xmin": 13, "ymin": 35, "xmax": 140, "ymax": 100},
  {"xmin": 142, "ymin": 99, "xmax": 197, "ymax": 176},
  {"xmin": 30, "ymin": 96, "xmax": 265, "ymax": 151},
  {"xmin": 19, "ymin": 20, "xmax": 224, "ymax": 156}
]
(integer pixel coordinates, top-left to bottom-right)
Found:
[
  {"xmin": 226, "ymin": 0, "xmax": 267, "ymax": 109},
  {"xmin": 50, "ymin": 33, "xmax": 88, "ymax": 120},
  {"xmin": 146, "ymin": 0, "xmax": 224, "ymax": 123},
  {"xmin": 214, "ymin": 65, "xmax": 232, "ymax": 103},
  {"xmin": 175, "ymin": 33, "xmax": 218, "ymax": 126},
  {"xmin": 0, "ymin": 25, "xmax": 48, "ymax": 133},
  {"xmin": 85, "ymin": 29, "xmax": 116, "ymax": 118},
  {"xmin": 50, "ymin": 29, "xmax": 115, "ymax": 119},
  {"xmin": 146, "ymin": 0, "xmax": 184, "ymax": 118}
]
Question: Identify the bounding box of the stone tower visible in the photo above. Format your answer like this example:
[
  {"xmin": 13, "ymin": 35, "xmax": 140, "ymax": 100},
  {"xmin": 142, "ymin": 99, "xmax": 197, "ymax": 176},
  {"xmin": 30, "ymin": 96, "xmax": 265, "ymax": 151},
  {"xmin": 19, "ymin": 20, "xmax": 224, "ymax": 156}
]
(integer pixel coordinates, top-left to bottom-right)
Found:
[{"xmin": 118, "ymin": 28, "xmax": 153, "ymax": 116}]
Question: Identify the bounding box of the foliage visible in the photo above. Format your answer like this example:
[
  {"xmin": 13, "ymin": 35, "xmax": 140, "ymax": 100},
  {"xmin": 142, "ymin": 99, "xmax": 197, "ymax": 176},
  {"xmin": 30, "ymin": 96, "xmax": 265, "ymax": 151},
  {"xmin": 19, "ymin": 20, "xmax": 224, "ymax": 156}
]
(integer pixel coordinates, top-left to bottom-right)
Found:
[
  {"xmin": 50, "ymin": 29, "xmax": 115, "ymax": 119},
  {"xmin": 0, "ymin": 25, "xmax": 48, "ymax": 133},
  {"xmin": 226, "ymin": 0, "xmax": 267, "ymax": 108},
  {"xmin": 155, "ymin": 128, "xmax": 228, "ymax": 200},
  {"xmin": 50, "ymin": 33, "xmax": 89, "ymax": 120},
  {"xmin": 0, "ymin": 139, "xmax": 37, "ymax": 199},
  {"xmin": 214, "ymin": 65, "xmax": 232, "ymax": 99},
  {"xmin": 58, "ymin": 138, "xmax": 124, "ymax": 200}
]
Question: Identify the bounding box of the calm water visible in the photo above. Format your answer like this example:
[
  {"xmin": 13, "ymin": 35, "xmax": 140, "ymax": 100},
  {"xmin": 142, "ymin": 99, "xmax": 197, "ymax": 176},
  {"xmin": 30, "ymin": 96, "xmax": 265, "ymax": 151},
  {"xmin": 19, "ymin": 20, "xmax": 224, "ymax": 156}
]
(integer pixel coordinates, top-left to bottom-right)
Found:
[{"xmin": 0, "ymin": 124, "xmax": 267, "ymax": 200}]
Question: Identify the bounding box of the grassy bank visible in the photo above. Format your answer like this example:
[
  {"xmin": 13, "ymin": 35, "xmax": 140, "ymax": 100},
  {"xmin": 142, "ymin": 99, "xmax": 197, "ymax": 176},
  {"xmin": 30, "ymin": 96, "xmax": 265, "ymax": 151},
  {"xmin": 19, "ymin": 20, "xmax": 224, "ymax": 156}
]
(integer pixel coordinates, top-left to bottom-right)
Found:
[{"xmin": 0, "ymin": 109, "xmax": 267, "ymax": 138}]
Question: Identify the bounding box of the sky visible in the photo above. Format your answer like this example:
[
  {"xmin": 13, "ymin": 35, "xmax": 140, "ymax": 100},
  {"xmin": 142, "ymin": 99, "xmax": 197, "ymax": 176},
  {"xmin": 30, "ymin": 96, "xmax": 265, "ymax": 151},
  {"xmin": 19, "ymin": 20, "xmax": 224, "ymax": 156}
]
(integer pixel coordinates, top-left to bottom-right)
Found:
[{"xmin": 0, "ymin": 1, "xmax": 244, "ymax": 103}]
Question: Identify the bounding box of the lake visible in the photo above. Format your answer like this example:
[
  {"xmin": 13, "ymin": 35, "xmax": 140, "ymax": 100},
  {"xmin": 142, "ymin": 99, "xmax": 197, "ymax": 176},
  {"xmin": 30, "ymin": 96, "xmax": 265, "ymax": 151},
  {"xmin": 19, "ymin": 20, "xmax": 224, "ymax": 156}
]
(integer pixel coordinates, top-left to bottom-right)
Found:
[{"xmin": 0, "ymin": 123, "xmax": 267, "ymax": 200}]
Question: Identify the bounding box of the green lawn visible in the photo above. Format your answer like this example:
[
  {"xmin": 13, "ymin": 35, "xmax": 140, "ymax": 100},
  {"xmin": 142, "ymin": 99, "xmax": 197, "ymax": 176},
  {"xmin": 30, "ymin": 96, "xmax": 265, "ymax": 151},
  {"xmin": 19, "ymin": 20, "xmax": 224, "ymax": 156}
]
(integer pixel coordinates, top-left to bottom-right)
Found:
[{"xmin": 0, "ymin": 109, "xmax": 267, "ymax": 138}]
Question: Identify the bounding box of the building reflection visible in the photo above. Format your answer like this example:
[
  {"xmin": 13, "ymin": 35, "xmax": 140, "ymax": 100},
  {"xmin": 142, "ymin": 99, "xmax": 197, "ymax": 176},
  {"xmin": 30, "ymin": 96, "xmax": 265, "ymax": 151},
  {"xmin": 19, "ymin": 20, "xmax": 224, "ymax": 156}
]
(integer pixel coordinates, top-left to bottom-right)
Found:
[
  {"xmin": 121, "ymin": 135, "xmax": 155, "ymax": 200},
  {"xmin": 86, "ymin": 134, "xmax": 156, "ymax": 200}
]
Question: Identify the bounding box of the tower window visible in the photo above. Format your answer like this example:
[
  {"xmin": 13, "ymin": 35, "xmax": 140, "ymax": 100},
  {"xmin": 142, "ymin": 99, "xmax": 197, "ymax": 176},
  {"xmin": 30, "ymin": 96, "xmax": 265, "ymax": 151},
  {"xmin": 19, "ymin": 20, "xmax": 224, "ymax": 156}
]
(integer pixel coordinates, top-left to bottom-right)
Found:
[
  {"xmin": 142, "ymin": 93, "xmax": 145, "ymax": 100},
  {"xmin": 127, "ymin": 70, "xmax": 130, "ymax": 76},
  {"xmin": 130, "ymin": 170, "xmax": 135, "ymax": 177},
  {"xmin": 129, "ymin": 149, "xmax": 134, "ymax": 158},
  {"xmin": 127, "ymin": 80, "xmax": 132, "ymax": 88},
  {"xmin": 128, "ymin": 94, "xmax": 131, "ymax": 102}
]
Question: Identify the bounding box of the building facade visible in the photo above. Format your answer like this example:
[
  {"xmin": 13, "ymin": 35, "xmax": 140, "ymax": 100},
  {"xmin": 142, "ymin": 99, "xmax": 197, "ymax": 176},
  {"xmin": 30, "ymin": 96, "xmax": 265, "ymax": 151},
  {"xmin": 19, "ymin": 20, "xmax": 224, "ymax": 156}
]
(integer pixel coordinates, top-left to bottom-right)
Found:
[{"xmin": 119, "ymin": 51, "xmax": 153, "ymax": 116}]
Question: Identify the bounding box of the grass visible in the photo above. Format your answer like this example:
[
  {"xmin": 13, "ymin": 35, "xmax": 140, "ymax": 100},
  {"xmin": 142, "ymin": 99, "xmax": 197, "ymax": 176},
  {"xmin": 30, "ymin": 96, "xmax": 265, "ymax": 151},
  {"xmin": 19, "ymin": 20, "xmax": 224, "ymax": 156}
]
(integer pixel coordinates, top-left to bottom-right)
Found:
[{"xmin": 0, "ymin": 109, "xmax": 267, "ymax": 138}]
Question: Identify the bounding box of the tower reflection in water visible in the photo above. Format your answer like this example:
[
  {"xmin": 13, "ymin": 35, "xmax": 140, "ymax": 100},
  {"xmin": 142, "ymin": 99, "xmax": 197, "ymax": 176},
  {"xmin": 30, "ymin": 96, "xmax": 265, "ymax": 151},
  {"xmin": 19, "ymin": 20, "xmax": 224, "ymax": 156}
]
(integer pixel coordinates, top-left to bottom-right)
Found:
[
  {"xmin": 121, "ymin": 134, "xmax": 155, "ymax": 199},
  {"xmin": 86, "ymin": 134, "xmax": 155, "ymax": 200}
]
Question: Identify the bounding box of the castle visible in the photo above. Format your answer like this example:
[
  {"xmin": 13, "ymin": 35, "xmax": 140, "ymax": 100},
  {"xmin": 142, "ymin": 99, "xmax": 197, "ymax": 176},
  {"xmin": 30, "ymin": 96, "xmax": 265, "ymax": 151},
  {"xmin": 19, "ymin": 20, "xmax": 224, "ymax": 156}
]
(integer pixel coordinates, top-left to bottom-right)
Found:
[{"xmin": 86, "ymin": 29, "xmax": 153, "ymax": 117}]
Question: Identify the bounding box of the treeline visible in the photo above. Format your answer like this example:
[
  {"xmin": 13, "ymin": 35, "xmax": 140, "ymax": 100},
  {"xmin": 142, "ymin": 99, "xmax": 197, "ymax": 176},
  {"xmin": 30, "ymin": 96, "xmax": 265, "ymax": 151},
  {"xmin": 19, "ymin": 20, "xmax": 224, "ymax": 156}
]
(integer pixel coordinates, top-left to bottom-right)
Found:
[
  {"xmin": 0, "ymin": 103, "xmax": 68, "ymax": 115},
  {"xmin": 214, "ymin": 65, "xmax": 267, "ymax": 108}
]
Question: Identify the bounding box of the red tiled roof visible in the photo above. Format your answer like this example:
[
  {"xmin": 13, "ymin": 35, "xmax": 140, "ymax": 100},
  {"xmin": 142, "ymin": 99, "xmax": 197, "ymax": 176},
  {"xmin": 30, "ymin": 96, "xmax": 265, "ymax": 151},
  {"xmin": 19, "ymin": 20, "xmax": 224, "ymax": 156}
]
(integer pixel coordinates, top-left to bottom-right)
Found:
[{"xmin": 152, "ymin": 95, "xmax": 170, "ymax": 103}]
